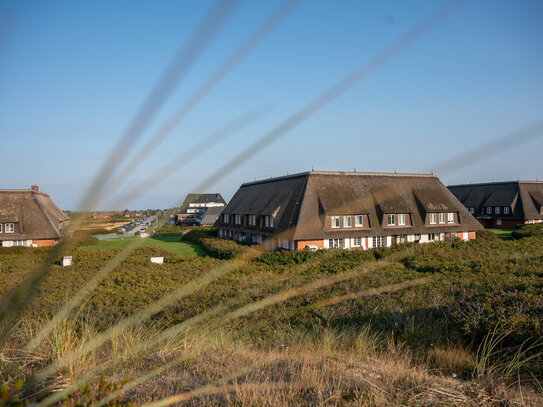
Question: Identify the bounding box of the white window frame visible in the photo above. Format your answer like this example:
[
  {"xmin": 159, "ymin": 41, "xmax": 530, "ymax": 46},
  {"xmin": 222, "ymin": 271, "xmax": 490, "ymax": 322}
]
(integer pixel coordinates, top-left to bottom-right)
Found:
[
  {"xmin": 372, "ymin": 236, "xmax": 385, "ymax": 248},
  {"xmin": 248, "ymin": 215, "xmax": 256, "ymax": 226},
  {"xmin": 503, "ymin": 207, "xmax": 510, "ymax": 215},
  {"xmin": 430, "ymin": 213, "xmax": 437, "ymax": 225},
  {"xmin": 496, "ymin": 219, "xmax": 502, "ymax": 226},
  {"xmin": 234, "ymin": 214, "xmax": 241, "ymax": 225},
  {"xmin": 495, "ymin": 207, "xmax": 500, "ymax": 215},
  {"xmin": 328, "ymin": 238, "xmax": 344, "ymax": 248},
  {"xmin": 352, "ymin": 237, "xmax": 361, "ymax": 247},
  {"xmin": 398, "ymin": 214, "xmax": 406, "ymax": 226},
  {"xmin": 331, "ymin": 216, "xmax": 340, "ymax": 229},
  {"xmin": 439, "ymin": 213, "xmax": 446, "ymax": 224},
  {"xmin": 469, "ymin": 207, "xmax": 475, "ymax": 214},
  {"xmin": 447, "ymin": 212, "xmax": 454, "ymax": 224},
  {"xmin": 486, "ymin": 207, "xmax": 492, "ymax": 215},
  {"xmin": 343, "ymin": 216, "xmax": 352, "ymax": 227},
  {"xmin": 387, "ymin": 214, "xmax": 395, "ymax": 226},
  {"xmin": 354, "ymin": 215, "xmax": 364, "ymax": 227},
  {"xmin": 223, "ymin": 214, "xmax": 229, "ymax": 224},
  {"xmin": 5, "ymin": 223, "xmax": 14, "ymax": 233},
  {"xmin": 0, "ymin": 224, "xmax": 2, "ymax": 233}
]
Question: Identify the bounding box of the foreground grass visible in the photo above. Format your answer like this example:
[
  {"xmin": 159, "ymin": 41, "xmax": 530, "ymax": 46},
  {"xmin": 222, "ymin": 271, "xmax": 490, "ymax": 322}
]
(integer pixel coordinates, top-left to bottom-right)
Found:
[
  {"xmin": 1, "ymin": 235, "xmax": 542, "ymax": 405},
  {"xmin": 80, "ymin": 233, "xmax": 206, "ymax": 258}
]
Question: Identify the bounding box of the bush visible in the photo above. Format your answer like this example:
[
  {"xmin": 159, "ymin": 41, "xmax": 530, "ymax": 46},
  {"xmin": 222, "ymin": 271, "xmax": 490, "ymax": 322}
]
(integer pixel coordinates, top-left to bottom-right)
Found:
[
  {"xmin": 255, "ymin": 250, "xmax": 322, "ymax": 266},
  {"xmin": 182, "ymin": 227, "xmax": 245, "ymax": 259},
  {"xmin": 476, "ymin": 229, "xmax": 499, "ymax": 241},
  {"xmin": 512, "ymin": 223, "xmax": 543, "ymax": 240}
]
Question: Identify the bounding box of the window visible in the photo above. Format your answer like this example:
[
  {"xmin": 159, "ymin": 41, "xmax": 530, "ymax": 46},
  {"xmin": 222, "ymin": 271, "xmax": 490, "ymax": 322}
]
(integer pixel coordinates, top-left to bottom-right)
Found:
[
  {"xmin": 397, "ymin": 234, "xmax": 407, "ymax": 244},
  {"xmin": 372, "ymin": 236, "xmax": 385, "ymax": 248},
  {"xmin": 503, "ymin": 207, "xmax": 510, "ymax": 215},
  {"xmin": 5, "ymin": 223, "xmax": 14, "ymax": 233},
  {"xmin": 388, "ymin": 214, "xmax": 395, "ymax": 226},
  {"xmin": 430, "ymin": 213, "xmax": 437, "ymax": 225},
  {"xmin": 331, "ymin": 216, "xmax": 340, "ymax": 228},
  {"xmin": 496, "ymin": 219, "xmax": 502, "ymax": 226},
  {"xmin": 234, "ymin": 214, "xmax": 241, "ymax": 225},
  {"xmin": 447, "ymin": 213, "xmax": 454, "ymax": 224},
  {"xmin": 439, "ymin": 213, "xmax": 446, "ymax": 224},
  {"xmin": 352, "ymin": 237, "xmax": 361, "ymax": 246},
  {"xmin": 414, "ymin": 233, "xmax": 421, "ymax": 242},
  {"xmin": 248, "ymin": 215, "xmax": 256, "ymax": 226},
  {"xmin": 469, "ymin": 207, "xmax": 475, "ymax": 214},
  {"xmin": 486, "ymin": 207, "xmax": 492, "ymax": 215},
  {"xmin": 329, "ymin": 238, "xmax": 344, "ymax": 248},
  {"xmin": 264, "ymin": 215, "xmax": 274, "ymax": 228},
  {"xmin": 398, "ymin": 214, "xmax": 406, "ymax": 226},
  {"xmin": 343, "ymin": 216, "xmax": 352, "ymax": 227},
  {"xmin": 355, "ymin": 215, "xmax": 364, "ymax": 227},
  {"xmin": 495, "ymin": 207, "xmax": 500, "ymax": 215},
  {"xmin": 0, "ymin": 224, "xmax": 2, "ymax": 233},
  {"xmin": 223, "ymin": 214, "xmax": 229, "ymax": 224}
]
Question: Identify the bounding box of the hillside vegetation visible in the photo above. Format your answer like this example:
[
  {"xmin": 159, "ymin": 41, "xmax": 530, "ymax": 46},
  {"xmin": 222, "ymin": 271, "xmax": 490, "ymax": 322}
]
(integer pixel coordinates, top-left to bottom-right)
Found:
[{"xmin": 0, "ymin": 226, "xmax": 542, "ymax": 405}]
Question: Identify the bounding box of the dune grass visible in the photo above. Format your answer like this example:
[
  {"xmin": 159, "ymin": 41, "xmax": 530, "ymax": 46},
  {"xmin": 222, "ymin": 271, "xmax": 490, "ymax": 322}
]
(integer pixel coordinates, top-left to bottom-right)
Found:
[{"xmin": 80, "ymin": 232, "xmax": 206, "ymax": 257}]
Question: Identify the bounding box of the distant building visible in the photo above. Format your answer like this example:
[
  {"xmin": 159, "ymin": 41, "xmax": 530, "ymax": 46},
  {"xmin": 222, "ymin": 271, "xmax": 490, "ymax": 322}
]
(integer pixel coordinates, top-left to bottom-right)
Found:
[
  {"xmin": 448, "ymin": 181, "xmax": 543, "ymax": 229},
  {"xmin": 215, "ymin": 171, "xmax": 482, "ymax": 251},
  {"xmin": 0, "ymin": 185, "xmax": 69, "ymax": 247},
  {"xmin": 176, "ymin": 193, "xmax": 226, "ymax": 226}
]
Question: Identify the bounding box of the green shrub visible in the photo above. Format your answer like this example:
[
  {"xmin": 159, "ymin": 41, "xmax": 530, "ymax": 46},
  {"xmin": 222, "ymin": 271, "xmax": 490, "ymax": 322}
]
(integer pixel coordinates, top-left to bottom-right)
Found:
[
  {"xmin": 512, "ymin": 223, "xmax": 543, "ymax": 240},
  {"xmin": 476, "ymin": 229, "xmax": 499, "ymax": 241},
  {"xmin": 182, "ymin": 227, "xmax": 245, "ymax": 259},
  {"xmin": 255, "ymin": 250, "xmax": 322, "ymax": 266}
]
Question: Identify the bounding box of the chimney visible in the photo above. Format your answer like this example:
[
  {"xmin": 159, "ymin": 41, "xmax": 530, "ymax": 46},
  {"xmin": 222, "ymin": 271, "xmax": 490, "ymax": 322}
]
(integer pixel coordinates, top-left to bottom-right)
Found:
[{"xmin": 30, "ymin": 185, "xmax": 39, "ymax": 192}]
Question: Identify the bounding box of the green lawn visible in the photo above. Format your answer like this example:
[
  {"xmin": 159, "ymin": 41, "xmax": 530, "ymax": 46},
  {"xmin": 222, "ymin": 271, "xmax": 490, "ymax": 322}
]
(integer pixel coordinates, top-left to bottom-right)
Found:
[
  {"xmin": 81, "ymin": 233, "xmax": 206, "ymax": 257},
  {"xmin": 488, "ymin": 228, "xmax": 513, "ymax": 240}
]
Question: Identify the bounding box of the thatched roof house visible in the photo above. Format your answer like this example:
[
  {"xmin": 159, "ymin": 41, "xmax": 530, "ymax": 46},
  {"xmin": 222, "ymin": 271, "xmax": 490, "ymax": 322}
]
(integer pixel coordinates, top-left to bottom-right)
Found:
[
  {"xmin": 0, "ymin": 186, "xmax": 69, "ymax": 247},
  {"xmin": 448, "ymin": 181, "xmax": 543, "ymax": 228},
  {"xmin": 215, "ymin": 171, "xmax": 482, "ymax": 250}
]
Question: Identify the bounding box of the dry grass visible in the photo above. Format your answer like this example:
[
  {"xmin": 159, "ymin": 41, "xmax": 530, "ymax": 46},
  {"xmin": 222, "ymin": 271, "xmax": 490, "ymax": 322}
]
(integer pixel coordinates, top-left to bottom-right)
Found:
[{"xmin": 2, "ymin": 318, "xmax": 542, "ymax": 406}]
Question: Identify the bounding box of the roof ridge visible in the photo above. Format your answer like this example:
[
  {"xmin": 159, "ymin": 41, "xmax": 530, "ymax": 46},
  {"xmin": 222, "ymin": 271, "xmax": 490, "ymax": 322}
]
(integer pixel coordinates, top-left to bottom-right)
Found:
[
  {"xmin": 243, "ymin": 170, "xmax": 437, "ymax": 187},
  {"xmin": 449, "ymin": 180, "xmax": 543, "ymax": 188}
]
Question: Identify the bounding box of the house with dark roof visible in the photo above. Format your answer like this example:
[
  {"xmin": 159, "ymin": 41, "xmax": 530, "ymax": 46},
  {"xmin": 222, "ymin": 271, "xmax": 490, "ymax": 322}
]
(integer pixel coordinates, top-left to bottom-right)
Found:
[
  {"xmin": 448, "ymin": 181, "xmax": 543, "ymax": 228},
  {"xmin": 214, "ymin": 171, "xmax": 482, "ymax": 250},
  {"xmin": 176, "ymin": 193, "xmax": 226, "ymax": 226},
  {"xmin": 0, "ymin": 186, "xmax": 69, "ymax": 247}
]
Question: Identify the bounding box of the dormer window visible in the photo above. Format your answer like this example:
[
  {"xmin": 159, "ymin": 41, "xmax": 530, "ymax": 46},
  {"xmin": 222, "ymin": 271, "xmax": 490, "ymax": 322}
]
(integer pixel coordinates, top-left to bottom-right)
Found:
[
  {"xmin": 430, "ymin": 213, "xmax": 437, "ymax": 225},
  {"xmin": 388, "ymin": 214, "xmax": 395, "ymax": 226},
  {"xmin": 234, "ymin": 214, "xmax": 241, "ymax": 225},
  {"xmin": 439, "ymin": 213, "xmax": 446, "ymax": 224},
  {"xmin": 469, "ymin": 207, "xmax": 475, "ymax": 214},
  {"xmin": 248, "ymin": 215, "xmax": 256, "ymax": 226},
  {"xmin": 447, "ymin": 212, "xmax": 454, "ymax": 223},
  {"xmin": 331, "ymin": 216, "xmax": 340, "ymax": 228},
  {"xmin": 343, "ymin": 216, "xmax": 352, "ymax": 227},
  {"xmin": 398, "ymin": 214, "xmax": 406, "ymax": 226},
  {"xmin": 264, "ymin": 215, "xmax": 274, "ymax": 228},
  {"xmin": 5, "ymin": 223, "xmax": 14, "ymax": 233},
  {"xmin": 354, "ymin": 215, "xmax": 364, "ymax": 227},
  {"xmin": 495, "ymin": 207, "xmax": 501, "ymax": 215},
  {"xmin": 0, "ymin": 224, "xmax": 2, "ymax": 233},
  {"xmin": 486, "ymin": 207, "xmax": 492, "ymax": 215},
  {"xmin": 223, "ymin": 214, "xmax": 229, "ymax": 224},
  {"xmin": 503, "ymin": 207, "xmax": 510, "ymax": 215}
]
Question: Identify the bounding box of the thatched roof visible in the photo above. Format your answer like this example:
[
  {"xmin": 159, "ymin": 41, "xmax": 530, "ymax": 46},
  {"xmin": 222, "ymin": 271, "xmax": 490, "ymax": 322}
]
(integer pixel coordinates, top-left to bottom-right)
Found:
[
  {"xmin": 200, "ymin": 206, "xmax": 224, "ymax": 226},
  {"xmin": 0, "ymin": 189, "xmax": 69, "ymax": 241},
  {"xmin": 448, "ymin": 181, "xmax": 543, "ymax": 220},
  {"xmin": 217, "ymin": 171, "xmax": 482, "ymax": 239}
]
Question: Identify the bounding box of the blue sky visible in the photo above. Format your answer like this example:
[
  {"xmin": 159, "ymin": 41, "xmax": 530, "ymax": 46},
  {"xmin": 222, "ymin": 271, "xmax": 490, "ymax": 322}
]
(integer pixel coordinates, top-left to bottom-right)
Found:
[{"xmin": 1, "ymin": 0, "xmax": 542, "ymax": 210}]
